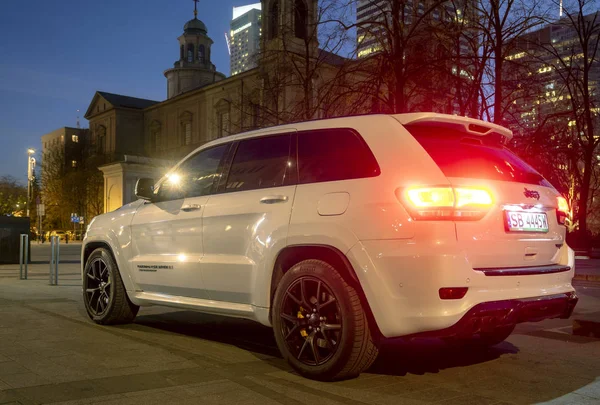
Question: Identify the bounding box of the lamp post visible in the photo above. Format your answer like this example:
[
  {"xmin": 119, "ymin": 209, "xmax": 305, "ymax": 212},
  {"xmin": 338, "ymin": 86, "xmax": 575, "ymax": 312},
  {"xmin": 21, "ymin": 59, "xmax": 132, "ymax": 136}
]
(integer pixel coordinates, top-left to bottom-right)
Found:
[{"xmin": 26, "ymin": 149, "xmax": 35, "ymax": 217}]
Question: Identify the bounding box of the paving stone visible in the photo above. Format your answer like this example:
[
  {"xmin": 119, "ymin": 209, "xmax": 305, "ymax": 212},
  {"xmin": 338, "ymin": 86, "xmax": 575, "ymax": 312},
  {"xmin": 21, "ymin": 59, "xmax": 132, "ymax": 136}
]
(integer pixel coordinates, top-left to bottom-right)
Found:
[
  {"xmin": 0, "ymin": 379, "xmax": 11, "ymax": 391},
  {"xmin": 174, "ymin": 380, "xmax": 241, "ymax": 397},
  {"xmin": 0, "ymin": 344, "xmax": 35, "ymax": 357},
  {"xmin": 366, "ymin": 380, "xmax": 436, "ymax": 396},
  {"xmin": 398, "ymin": 387, "xmax": 465, "ymax": 402},
  {"xmin": 247, "ymin": 374, "xmax": 374, "ymax": 405},
  {"xmin": 41, "ymin": 393, "xmax": 125, "ymax": 405},
  {"xmin": 0, "ymin": 371, "xmax": 52, "ymax": 388},
  {"xmin": 433, "ymin": 393, "xmax": 502, "ymax": 405},
  {"xmin": 12, "ymin": 378, "xmax": 112, "ymax": 403},
  {"xmin": 185, "ymin": 388, "xmax": 285, "ymax": 405},
  {"xmin": 0, "ymin": 361, "xmax": 29, "ymax": 376}
]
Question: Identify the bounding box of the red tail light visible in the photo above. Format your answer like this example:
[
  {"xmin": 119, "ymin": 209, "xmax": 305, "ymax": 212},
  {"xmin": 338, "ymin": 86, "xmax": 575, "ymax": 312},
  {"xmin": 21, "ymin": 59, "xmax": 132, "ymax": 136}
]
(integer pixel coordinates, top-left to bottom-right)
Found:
[
  {"xmin": 439, "ymin": 287, "xmax": 468, "ymax": 300},
  {"xmin": 400, "ymin": 186, "xmax": 493, "ymax": 220},
  {"xmin": 556, "ymin": 196, "xmax": 570, "ymax": 225}
]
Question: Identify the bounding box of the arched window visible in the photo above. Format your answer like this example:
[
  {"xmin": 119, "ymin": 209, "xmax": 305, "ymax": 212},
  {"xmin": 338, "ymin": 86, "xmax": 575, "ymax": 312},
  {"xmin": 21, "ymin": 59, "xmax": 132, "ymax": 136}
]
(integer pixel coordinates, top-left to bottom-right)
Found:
[
  {"xmin": 294, "ymin": 0, "xmax": 307, "ymax": 40},
  {"xmin": 180, "ymin": 112, "xmax": 193, "ymax": 145},
  {"xmin": 198, "ymin": 44, "xmax": 205, "ymax": 63},
  {"xmin": 268, "ymin": 0, "xmax": 279, "ymax": 40},
  {"xmin": 180, "ymin": 45, "xmax": 184, "ymax": 60},
  {"xmin": 187, "ymin": 44, "xmax": 194, "ymax": 62}
]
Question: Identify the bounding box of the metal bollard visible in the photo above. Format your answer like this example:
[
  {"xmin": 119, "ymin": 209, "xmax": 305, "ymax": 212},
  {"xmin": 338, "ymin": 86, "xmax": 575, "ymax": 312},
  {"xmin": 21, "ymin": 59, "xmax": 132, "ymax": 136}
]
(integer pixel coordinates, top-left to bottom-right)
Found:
[
  {"xmin": 19, "ymin": 234, "xmax": 29, "ymax": 280},
  {"xmin": 49, "ymin": 236, "xmax": 59, "ymax": 285}
]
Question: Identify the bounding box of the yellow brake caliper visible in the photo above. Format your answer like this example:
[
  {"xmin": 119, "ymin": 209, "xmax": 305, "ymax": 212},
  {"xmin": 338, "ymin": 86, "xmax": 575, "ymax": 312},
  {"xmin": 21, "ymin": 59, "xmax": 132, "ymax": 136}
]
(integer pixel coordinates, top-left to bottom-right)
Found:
[{"xmin": 298, "ymin": 307, "xmax": 308, "ymax": 337}]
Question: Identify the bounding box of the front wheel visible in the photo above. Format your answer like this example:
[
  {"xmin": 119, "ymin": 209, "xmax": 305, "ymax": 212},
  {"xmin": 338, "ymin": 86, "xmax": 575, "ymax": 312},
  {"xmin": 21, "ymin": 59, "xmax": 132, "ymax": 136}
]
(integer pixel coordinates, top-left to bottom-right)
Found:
[
  {"xmin": 83, "ymin": 248, "xmax": 139, "ymax": 325},
  {"xmin": 272, "ymin": 259, "xmax": 378, "ymax": 381}
]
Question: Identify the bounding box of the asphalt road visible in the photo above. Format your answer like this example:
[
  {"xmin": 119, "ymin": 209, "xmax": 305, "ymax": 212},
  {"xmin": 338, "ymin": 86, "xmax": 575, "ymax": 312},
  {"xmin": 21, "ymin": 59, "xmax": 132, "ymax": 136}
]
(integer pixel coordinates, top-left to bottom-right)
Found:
[
  {"xmin": 0, "ymin": 243, "xmax": 596, "ymax": 404},
  {"xmin": 30, "ymin": 241, "xmax": 82, "ymax": 264}
]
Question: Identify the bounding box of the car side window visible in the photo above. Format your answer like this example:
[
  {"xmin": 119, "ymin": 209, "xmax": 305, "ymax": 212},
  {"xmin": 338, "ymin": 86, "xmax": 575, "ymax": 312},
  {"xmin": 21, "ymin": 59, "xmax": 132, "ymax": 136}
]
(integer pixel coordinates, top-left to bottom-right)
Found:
[
  {"xmin": 297, "ymin": 128, "xmax": 380, "ymax": 184},
  {"xmin": 224, "ymin": 134, "xmax": 292, "ymax": 192},
  {"xmin": 156, "ymin": 143, "xmax": 229, "ymax": 201}
]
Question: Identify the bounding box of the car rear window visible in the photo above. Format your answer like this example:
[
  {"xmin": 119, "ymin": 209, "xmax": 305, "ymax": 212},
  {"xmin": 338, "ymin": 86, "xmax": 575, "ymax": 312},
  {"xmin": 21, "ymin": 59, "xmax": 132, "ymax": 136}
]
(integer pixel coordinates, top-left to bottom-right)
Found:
[{"xmin": 405, "ymin": 124, "xmax": 551, "ymax": 186}]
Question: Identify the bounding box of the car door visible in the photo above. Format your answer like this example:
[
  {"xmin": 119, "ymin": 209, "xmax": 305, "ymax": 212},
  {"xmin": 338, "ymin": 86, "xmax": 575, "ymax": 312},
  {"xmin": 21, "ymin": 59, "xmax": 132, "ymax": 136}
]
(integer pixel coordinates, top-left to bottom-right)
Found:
[
  {"xmin": 201, "ymin": 132, "xmax": 297, "ymax": 305},
  {"xmin": 129, "ymin": 143, "xmax": 230, "ymax": 298}
]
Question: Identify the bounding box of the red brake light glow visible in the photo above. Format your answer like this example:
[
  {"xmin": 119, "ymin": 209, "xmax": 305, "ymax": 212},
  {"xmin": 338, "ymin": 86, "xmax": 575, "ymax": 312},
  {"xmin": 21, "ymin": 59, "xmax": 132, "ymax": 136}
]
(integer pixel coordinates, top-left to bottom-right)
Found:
[
  {"xmin": 556, "ymin": 196, "xmax": 570, "ymax": 225},
  {"xmin": 401, "ymin": 186, "xmax": 493, "ymax": 221}
]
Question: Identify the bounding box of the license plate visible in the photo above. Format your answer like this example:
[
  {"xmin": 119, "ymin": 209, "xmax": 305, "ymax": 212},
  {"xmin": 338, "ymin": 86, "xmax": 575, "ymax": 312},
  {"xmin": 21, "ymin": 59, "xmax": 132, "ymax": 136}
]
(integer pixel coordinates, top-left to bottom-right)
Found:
[{"xmin": 505, "ymin": 211, "xmax": 549, "ymax": 232}]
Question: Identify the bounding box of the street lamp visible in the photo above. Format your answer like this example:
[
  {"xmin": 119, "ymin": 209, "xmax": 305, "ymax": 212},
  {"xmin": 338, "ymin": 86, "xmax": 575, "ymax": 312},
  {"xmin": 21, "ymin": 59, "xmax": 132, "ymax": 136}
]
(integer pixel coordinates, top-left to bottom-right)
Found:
[{"xmin": 26, "ymin": 149, "xmax": 35, "ymax": 217}]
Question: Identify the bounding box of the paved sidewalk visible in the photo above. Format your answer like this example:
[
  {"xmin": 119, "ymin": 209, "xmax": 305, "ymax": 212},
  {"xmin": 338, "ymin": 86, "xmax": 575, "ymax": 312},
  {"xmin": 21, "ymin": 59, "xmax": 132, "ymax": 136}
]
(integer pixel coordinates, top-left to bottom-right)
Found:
[
  {"xmin": 1, "ymin": 272, "xmax": 599, "ymax": 405},
  {"xmin": 1, "ymin": 257, "xmax": 600, "ymax": 404}
]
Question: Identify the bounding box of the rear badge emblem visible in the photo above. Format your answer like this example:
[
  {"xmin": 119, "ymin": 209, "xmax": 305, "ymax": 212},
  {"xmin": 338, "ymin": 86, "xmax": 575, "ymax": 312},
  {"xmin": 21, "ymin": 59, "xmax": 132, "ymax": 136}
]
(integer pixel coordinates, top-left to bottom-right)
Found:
[{"xmin": 523, "ymin": 188, "xmax": 540, "ymax": 200}]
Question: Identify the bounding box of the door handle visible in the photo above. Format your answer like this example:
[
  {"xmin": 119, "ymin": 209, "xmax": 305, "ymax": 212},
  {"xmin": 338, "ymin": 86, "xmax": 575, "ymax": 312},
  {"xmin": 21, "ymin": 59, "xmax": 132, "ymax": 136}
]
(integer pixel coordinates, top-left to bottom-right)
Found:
[
  {"xmin": 181, "ymin": 204, "xmax": 201, "ymax": 212},
  {"xmin": 260, "ymin": 195, "xmax": 289, "ymax": 204}
]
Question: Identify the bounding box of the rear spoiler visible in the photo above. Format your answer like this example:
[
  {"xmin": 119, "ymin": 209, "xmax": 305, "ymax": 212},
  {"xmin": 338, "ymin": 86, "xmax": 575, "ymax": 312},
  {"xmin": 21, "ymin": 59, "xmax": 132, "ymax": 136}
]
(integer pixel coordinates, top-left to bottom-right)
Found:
[{"xmin": 392, "ymin": 113, "xmax": 513, "ymax": 140}]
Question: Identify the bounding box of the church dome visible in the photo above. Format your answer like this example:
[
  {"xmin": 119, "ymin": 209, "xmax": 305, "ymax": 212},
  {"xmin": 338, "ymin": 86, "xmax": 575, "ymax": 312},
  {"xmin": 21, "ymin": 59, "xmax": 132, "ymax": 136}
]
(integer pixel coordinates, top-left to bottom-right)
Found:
[{"xmin": 184, "ymin": 17, "xmax": 207, "ymax": 34}]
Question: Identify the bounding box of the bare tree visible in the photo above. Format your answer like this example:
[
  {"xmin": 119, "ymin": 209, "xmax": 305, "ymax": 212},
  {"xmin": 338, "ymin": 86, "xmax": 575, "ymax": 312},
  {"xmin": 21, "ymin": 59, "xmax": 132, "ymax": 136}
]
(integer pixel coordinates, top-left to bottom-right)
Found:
[
  {"xmin": 535, "ymin": 2, "xmax": 600, "ymax": 238},
  {"xmin": 474, "ymin": 0, "xmax": 549, "ymax": 124},
  {"xmin": 255, "ymin": 0, "xmax": 368, "ymax": 125},
  {"xmin": 41, "ymin": 133, "xmax": 104, "ymax": 230}
]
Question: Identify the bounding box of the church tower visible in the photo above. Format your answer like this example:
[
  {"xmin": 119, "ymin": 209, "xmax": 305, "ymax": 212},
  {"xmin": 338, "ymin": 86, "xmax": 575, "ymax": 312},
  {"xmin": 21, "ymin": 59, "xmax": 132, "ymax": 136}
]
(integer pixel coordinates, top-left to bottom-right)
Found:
[
  {"xmin": 164, "ymin": 1, "xmax": 226, "ymax": 99},
  {"xmin": 261, "ymin": 0, "xmax": 319, "ymax": 56}
]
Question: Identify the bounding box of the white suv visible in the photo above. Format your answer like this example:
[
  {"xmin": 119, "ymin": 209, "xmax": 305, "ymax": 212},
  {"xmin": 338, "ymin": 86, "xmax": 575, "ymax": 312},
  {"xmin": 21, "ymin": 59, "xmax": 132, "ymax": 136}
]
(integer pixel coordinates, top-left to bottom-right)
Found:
[{"xmin": 82, "ymin": 113, "xmax": 578, "ymax": 381}]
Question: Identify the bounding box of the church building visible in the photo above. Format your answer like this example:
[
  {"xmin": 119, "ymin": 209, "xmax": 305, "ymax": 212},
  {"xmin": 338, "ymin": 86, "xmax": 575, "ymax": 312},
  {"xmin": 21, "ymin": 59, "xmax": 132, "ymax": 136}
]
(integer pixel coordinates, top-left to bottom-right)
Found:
[{"xmin": 84, "ymin": 0, "xmax": 347, "ymax": 212}]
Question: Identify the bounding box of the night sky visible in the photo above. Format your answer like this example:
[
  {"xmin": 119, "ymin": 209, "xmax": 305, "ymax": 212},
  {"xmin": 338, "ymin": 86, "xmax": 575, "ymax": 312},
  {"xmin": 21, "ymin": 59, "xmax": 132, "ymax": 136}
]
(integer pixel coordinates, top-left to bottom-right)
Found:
[{"xmin": 0, "ymin": 0, "xmax": 247, "ymax": 182}]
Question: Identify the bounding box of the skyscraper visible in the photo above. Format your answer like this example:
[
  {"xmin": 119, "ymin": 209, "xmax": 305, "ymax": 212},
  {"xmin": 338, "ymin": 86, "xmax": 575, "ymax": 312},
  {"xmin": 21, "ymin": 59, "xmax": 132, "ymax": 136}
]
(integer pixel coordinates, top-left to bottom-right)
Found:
[
  {"xmin": 356, "ymin": 0, "xmax": 475, "ymax": 59},
  {"xmin": 230, "ymin": 3, "xmax": 262, "ymax": 76},
  {"xmin": 356, "ymin": 0, "xmax": 390, "ymax": 58},
  {"xmin": 504, "ymin": 12, "xmax": 600, "ymax": 133}
]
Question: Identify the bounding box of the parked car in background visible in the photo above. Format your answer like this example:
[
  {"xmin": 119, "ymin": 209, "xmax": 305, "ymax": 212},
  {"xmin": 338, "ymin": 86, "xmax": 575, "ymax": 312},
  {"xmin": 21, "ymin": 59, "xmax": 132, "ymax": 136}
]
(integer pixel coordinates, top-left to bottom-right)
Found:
[
  {"xmin": 50, "ymin": 230, "xmax": 67, "ymax": 241},
  {"xmin": 82, "ymin": 113, "xmax": 578, "ymax": 381}
]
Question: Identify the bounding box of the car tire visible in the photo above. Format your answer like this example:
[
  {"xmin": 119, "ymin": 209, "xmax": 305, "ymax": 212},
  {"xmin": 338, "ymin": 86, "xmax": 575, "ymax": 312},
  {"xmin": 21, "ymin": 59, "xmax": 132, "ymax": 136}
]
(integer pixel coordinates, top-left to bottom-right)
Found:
[
  {"xmin": 83, "ymin": 247, "xmax": 139, "ymax": 325},
  {"xmin": 272, "ymin": 259, "xmax": 379, "ymax": 381}
]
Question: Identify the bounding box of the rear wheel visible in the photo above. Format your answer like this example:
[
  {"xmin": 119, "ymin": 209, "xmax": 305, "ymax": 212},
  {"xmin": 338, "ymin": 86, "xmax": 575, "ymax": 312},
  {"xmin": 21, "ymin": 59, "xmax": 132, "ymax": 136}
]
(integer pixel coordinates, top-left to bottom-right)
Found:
[
  {"xmin": 83, "ymin": 248, "xmax": 139, "ymax": 325},
  {"xmin": 272, "ymin": 259, "xmax": 378, "ymax": 381}
]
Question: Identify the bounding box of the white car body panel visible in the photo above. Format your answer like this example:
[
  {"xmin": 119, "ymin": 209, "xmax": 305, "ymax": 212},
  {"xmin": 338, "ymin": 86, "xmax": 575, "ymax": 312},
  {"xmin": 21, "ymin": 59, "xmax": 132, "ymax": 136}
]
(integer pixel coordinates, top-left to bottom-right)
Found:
[{"xmin": 201, "ymin": 184, "xmax": 296, "ymax": 306}]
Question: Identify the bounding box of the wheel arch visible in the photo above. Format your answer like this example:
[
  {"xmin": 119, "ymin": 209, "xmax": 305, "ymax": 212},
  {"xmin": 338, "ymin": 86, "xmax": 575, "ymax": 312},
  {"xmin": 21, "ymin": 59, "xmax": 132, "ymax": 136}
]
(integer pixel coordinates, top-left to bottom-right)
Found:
[
  {"xmin": 269, "ymin": 244, "xmax": 382, "ymax": 339},
  {"xmin": 82, "ymin": 239, "xmax": 137, "ymax": 296}
]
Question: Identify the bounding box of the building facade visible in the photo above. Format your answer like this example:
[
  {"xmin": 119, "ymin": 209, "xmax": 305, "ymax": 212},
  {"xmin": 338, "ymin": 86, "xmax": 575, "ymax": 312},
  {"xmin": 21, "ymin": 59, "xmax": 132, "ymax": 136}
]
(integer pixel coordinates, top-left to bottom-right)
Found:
[
  {"xmin": 356, "ymin": 0, "xmax": 476, "ymax": 58},
  {"xmin": 164, "ymin": 5, "xmax": 226, "ymax": 100},
  {"xmin": 230, "ymin": 3, "xmax": 262, "ymax": 75},
  {"xmin": 504, "ymin": 12, "xmax": 600, "ymax": 133},
  {"xmin": 85, "ymin": 0, "xmax": 348, "ymax": 213},
  {"xmin": 41, "ymin": 127, "xmax": 88, "ymax": 170}
]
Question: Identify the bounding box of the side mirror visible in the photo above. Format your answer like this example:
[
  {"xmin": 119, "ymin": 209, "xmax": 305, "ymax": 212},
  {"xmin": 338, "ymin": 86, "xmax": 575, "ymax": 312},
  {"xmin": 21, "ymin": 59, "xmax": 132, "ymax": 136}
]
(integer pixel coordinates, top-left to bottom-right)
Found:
[{"xmin": 135, "ymin": 178, "xmax": 155, "ymax": 201}]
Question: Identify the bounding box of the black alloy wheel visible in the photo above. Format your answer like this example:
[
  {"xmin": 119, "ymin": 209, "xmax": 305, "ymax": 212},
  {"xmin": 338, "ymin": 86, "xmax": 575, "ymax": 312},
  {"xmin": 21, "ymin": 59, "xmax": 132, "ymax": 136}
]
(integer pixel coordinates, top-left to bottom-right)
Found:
[
  {"xmin": 83, "ymin": 247, "xmax": 139, "ymax": 325},
  {"xmin": 85, "ymin": 257, "xmax": 112, "ymax": 317},
  {"xmin": 279, "ymin": 276, "xmax": 343, "ymax": 366},
  {"xmin": 273, "ymin": 259, "xmax": 379, "ymax": 381}
]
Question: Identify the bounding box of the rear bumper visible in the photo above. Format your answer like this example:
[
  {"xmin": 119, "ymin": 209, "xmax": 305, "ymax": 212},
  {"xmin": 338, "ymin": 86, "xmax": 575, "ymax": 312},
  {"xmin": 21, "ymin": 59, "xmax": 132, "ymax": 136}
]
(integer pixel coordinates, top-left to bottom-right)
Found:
[
  {"xmin": 346, "ymin": 238, "xmax": 576, "ymax": 338},
  {"xmin": 403, "ymin": 292, "xmax": 579, "ymax": 339}
]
